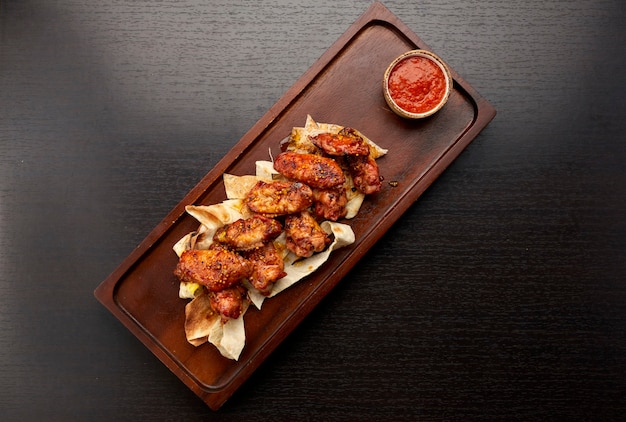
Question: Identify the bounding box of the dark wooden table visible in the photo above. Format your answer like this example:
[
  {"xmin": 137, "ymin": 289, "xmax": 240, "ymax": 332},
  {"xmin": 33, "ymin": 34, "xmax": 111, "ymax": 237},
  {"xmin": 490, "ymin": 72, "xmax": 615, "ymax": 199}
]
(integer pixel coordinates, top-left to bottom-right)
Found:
[{"xmin": 1, "ymin": 1, "xmax": 624, "ymax": 420}]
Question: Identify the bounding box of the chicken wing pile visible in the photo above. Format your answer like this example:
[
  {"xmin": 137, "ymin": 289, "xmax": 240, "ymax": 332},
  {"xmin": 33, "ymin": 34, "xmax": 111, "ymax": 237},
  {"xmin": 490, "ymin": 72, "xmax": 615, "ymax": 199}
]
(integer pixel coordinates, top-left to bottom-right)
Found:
[
  {"xmin": 172, "ymin": 116, "xmax": 387, "ymax": 358},
  {"xmin": 174, "ymin": 213, "xmax": 287, "ymax": 312}
]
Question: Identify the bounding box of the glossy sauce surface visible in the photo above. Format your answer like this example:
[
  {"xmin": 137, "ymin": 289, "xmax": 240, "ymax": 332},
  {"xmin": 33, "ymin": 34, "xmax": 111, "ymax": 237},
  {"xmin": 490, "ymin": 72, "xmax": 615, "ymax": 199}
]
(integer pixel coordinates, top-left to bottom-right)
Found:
[{"xmin": 387, "ymin": 55, "xmax": 447, "ymax": 114}]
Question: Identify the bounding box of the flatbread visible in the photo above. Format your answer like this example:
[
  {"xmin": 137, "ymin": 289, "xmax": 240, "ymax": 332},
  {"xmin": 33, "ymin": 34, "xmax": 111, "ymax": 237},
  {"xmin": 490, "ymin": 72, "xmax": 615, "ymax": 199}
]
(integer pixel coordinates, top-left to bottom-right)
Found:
[{"xmin": 184, "ymin": 292, "xmax": 248, "ymax": 360}]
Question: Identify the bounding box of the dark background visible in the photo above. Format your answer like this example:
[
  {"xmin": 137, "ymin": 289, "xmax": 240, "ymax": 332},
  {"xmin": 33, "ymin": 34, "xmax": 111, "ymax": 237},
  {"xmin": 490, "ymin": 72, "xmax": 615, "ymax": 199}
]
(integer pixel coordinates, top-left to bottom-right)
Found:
[{"xmin": 1, "ymin": 1, "xmax": 625, "ymax": 420}]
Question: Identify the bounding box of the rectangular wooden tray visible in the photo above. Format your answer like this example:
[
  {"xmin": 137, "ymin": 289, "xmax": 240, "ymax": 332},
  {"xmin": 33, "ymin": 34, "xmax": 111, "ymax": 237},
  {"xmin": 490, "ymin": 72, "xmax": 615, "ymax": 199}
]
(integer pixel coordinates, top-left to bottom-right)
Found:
[{"xmin": 94, "ymin": 1, "xmax": 496, "ymax": 410}]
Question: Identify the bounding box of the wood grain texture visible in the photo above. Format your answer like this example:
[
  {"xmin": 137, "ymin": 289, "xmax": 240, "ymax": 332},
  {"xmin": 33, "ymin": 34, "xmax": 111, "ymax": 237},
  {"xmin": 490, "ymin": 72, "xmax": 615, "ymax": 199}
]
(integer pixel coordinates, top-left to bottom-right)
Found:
[
  {"xmin": 92, "ymin": 6, "xmax": 496, "ymax": 409},
  {"xmin": 1, "ymin": 0, "xmax": 625, "ymax": 420}
]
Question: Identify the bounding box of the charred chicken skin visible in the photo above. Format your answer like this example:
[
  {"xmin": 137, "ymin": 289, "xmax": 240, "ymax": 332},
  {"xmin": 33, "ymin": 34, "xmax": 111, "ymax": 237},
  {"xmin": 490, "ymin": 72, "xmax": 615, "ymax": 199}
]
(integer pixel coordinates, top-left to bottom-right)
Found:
[
  {"xmin": 309, "ymin": 130, "xmax": 370, "ymax": 157},
  {"xmin": 245, "ymin": 180, "xmax": 313, "ymax": 217},
  {"xmin": 213, "ymin": 214, "xmax": 283, "ymax": 251},
  {"xmin": 273, "ymin": 151, "xmax": 345, "ymax": 189},
  {"xmin": 208, "ymin": 284, "xmax": 247, "ymax": 322},
  {"xmin": 174, "ymin": 244, "xmax": 253, "ymax": 292},
  {"xmin": 312, "ymin": 187, "xmax": 348, "ymax": 221},
  {"xmin": 346, "ymin": 154, "xmax": 381, "ymax": 195},
  {"xmin": 284, "ymin": 210, "xmax": 331, "ymax": 257},
  {"xmin": 244, "ymin": 242, "xmax": 287, "ymax": 295}
]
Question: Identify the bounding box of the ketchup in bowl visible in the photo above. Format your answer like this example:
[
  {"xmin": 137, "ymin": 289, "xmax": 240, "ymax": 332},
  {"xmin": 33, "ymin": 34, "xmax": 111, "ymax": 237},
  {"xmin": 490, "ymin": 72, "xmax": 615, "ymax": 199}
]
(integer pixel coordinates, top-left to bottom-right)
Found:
[{"xmin": 383, "ymin": 50, "xmax": 452, "ymax": 119}]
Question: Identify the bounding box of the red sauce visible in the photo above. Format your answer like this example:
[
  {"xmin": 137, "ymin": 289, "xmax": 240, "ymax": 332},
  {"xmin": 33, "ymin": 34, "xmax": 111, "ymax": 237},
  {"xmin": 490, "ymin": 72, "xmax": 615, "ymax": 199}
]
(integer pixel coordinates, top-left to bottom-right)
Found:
[{"xmin": 387, "ymin": 55, "xmax": 447, "ymax": 114}]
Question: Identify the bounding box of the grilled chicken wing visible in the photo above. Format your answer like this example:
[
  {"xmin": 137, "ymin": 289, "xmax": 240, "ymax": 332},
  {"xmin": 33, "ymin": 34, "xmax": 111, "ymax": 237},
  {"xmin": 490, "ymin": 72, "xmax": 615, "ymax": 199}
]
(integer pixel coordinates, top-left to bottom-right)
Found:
[
  {"xmin": 309, "ymin": 130, "xmax": 370, "ymax": 156},
  {"xmin": 284, "ymin": 210, "xmax": 331, "ymax": 257},
  {"xmin": 245, "ymin": 180, "xmax": 313, "ymax": 217},
  {"xmin": 208, "ymin": 284, "xmax": 247, "ymax": 321},
  {"xmin": 273, "ymin": 152, "xmax": 345, "ymax": 189},
  {"xmin": 346, "ymin": 154, "xmax": 381, "ymax": 195},
  {"xmin": 312, "ymin": 187, "xmax": 348, "ymax": 221},
  {"xmin": 244, "ymin": 242, "xmax": 287, "ymax": 295},
  {"xmin": 213, "ymin": 214, "xmax": 282, "ymax": 251},
  {"xmin": 174, "ymin": 244, "xmax": 253, "ymax": 292}
]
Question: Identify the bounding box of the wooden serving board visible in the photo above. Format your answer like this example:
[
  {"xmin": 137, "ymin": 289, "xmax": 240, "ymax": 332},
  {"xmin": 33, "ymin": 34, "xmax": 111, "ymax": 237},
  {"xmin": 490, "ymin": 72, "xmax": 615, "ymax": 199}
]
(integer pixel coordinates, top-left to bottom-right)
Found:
[{"xmin": 94, "ymin": 1, "xmax": 496, "ymax": 410}]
